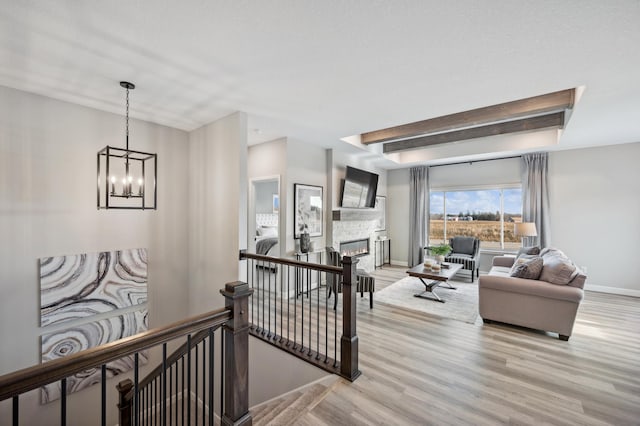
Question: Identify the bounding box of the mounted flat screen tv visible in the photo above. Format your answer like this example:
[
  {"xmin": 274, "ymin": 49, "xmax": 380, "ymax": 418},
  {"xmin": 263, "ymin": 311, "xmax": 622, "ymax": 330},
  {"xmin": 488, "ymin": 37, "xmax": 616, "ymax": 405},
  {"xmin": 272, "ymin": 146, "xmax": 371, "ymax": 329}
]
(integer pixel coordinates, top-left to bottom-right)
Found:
[{"xmin": 340, "ymin": 166, "xmax": 379, "ymax": 208}]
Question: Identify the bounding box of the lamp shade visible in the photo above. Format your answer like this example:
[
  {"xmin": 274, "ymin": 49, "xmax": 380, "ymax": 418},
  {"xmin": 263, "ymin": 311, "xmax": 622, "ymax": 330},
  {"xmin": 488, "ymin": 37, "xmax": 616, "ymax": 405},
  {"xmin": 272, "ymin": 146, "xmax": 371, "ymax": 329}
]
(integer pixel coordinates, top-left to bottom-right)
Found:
[{"xmin": 514, "ymin": 222, "xmax": 538, "ymax": 237}]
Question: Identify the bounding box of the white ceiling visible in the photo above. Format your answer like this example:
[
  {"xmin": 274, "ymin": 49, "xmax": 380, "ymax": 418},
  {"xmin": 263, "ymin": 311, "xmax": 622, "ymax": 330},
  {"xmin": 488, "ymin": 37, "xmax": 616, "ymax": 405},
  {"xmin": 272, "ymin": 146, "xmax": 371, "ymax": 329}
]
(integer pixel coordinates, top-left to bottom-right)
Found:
[{"xmin": 1, "ymin": 1, "xmax": 639, "ymax": 168}]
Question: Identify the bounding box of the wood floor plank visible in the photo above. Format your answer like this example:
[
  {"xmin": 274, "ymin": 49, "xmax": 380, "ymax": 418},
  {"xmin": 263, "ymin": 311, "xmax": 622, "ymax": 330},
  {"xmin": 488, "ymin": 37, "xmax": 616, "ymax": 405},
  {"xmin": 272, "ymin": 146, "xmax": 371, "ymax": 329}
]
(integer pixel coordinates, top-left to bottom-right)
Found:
[{"xmin": 251, "ymin": 266, "xmax": 640, "ymax": 425}]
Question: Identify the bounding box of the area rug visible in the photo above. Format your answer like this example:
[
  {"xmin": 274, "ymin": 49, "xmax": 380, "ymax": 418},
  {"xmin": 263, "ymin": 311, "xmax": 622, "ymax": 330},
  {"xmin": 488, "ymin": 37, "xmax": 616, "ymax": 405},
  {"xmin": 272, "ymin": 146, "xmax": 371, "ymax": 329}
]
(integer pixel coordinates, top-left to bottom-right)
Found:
[{"xmin": 375, "ymin": 276, "xmax": 479, "ymax": 324}]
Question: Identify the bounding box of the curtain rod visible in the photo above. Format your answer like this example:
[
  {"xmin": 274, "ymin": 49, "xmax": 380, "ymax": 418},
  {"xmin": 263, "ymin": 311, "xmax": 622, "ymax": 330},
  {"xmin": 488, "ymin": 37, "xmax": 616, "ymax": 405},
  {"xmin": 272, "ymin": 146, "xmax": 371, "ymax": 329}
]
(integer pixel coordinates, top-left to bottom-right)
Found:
[{"xmin": 428, "ymin": 155, "xmax": 521, "ymax": 169}]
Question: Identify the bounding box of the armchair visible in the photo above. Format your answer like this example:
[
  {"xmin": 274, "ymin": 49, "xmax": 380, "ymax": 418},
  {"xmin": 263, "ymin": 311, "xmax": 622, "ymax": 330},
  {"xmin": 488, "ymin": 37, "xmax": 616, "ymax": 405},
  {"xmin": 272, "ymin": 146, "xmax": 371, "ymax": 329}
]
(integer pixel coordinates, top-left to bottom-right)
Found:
[
  {"xmin": 326, "ymin": 247, "xmax": 375, "ymax": 309},
  {"xmin": 445, "ymin": 236, "xmax": 480, "ymax": 282}
]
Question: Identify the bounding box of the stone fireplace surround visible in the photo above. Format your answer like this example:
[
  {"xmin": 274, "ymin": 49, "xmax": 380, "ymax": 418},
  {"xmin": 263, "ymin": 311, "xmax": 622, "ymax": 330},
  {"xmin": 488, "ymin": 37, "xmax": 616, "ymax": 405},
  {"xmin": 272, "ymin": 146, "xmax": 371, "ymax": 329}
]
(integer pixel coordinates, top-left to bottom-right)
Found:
[{"xmin": 331, "ymin": 209, "xmax": 382, "ymax": 272}]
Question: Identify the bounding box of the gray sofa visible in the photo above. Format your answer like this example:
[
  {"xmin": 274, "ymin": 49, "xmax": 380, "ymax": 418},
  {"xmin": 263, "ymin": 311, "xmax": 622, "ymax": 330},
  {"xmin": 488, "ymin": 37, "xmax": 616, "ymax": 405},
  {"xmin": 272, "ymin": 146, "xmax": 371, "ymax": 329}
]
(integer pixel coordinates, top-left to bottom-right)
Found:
[{"xmin": 479, "ymin": 249, "xmax": 586, "ymax": 341}]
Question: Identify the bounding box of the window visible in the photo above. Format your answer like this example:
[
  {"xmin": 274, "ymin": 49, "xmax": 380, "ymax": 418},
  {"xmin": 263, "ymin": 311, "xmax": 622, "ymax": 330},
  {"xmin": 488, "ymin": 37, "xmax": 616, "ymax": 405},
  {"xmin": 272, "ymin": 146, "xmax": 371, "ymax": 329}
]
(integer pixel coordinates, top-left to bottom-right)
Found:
[{"xmin": 429, "ymin": 187, "xmax": 522, "ymax": 250}]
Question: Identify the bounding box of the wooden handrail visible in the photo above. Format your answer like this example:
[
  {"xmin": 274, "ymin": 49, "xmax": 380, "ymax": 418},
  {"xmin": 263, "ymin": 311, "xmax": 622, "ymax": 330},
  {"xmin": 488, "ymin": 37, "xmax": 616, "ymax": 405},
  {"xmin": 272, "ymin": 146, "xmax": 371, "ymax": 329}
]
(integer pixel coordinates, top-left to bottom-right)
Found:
[
  {"xmin": 0, "ymin": 308, "xmax": 232, "ymax": 401},
  {"xmin": 240, "ymin": 250, "xmax": 343, "ymax": 274}
]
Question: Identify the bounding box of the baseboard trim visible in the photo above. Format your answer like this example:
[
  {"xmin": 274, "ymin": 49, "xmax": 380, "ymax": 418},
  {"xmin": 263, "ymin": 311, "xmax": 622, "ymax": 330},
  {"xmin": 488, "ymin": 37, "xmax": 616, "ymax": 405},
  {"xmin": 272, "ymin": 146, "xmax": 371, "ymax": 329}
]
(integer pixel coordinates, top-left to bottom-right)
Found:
[
  {"xmin": 585, "ymin": 284, "xmax": 640, "ymax": 298},
  {"xmin": 390, "ymin": 260, "xmax": 408, "ymax": 267},
  {"xmin": 250, "ymin": 375, "xmax": 335, "ymax": 411}
]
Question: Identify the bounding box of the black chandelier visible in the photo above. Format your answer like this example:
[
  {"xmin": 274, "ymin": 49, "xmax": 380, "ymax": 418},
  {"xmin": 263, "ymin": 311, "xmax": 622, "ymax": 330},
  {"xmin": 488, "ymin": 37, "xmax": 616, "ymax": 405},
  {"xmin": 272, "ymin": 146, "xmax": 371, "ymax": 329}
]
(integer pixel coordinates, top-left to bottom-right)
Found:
[{"xmin": 97, "ymin": 82, "xmax": 157, "ymax": 209}]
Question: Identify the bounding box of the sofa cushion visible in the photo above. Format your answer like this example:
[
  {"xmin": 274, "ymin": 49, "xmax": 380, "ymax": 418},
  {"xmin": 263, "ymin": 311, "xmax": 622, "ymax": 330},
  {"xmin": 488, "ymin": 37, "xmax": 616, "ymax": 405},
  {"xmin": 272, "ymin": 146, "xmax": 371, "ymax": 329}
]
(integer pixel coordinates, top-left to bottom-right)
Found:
[
  {"xmin": 516, "ymin": 246, "xmax": 540, "ymax": 257},
  {"xmin": 540, "ymin": 256, "xmax": 577, "ymax": 285},
  {"xmin": 510, "ymin": 257, "xmax": 544, "ymax": 280}
]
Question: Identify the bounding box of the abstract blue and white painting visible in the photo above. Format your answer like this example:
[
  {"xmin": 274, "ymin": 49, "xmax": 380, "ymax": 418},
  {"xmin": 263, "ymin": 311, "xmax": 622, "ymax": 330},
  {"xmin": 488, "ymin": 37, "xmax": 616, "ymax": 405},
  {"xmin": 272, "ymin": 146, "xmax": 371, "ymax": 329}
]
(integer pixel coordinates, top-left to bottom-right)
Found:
[
  {"xmin": 40, "ymin": 248, "xmax": 148, "ymax": 327},
  {"xmin": 40, "ymin": 309, "xmax": 149, "ymax": 403}
]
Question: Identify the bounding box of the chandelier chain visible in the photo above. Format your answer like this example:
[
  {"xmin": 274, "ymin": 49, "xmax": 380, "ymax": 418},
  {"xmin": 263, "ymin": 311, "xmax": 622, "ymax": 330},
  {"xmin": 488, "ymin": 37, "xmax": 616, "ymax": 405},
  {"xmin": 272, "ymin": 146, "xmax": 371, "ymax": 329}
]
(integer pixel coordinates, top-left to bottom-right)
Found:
[{"xmin": 125, "ymin": 87, "xmax": 130, "ymax": 149}]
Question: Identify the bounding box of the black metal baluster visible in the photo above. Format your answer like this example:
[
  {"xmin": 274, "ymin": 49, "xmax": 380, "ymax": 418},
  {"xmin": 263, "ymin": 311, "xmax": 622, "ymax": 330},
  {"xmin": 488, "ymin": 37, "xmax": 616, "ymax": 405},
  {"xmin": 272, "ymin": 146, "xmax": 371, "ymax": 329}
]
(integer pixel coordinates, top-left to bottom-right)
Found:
[
  {"xmin": 151, "ymin": 378, "xmax": 155, "ymax": 426},
  {"xmin": 12, "ymin": 396, "xmax": 18, "ymax": 426},
  {"xmin": 287, "ymin": 265, "xmax": 290, "ymax": 344},
  {"xmin": 268, "ymin": 261, "xmax": 272, "ymax": 337},
  {"xmin": 219, "ymin": 335, "xmax": 224, "ymax": 425},
  {"xmin": 162, "ymin": 343, "xmax": 167, "ymax": 426},
  {"xmin": 249, "ymin": 259, "xmax": 253, "ymax": 327},
  {"xmin": 301, "ymin": 265, "xmax": 304, "ymax": 351},
  {"xmin": 195, "ymin": 340, "xmax": 199, "ymax": 425},
  {"xmin": 61, "ymin": 378, "xmax": 67, "ymax": 426},
  {"xmin": 247, "ymin": 258, "xmax": 251, "ymax": 326},
  {"xmin": 251, "ymin": 259, "xmax": 255, "ymax": 328},
  {"xmin": 317, "ymin": 268, "xmax": 321, "ymax": 360},
  {"xmin": 294, "ymin": 266, "xmax": 297, "ymax": 348},
  {"xmin": 187, "ymin": 335, "xmax": 191, "ymax": 426},
  {"xmin": 308, "ymin": 267, "xmax": 312, "ymax": 355},
  {"xmin": 202, "ymin": 339, "xmax": 206, "ymax": 425},
  {"xmin": 325, "ymin": 272, "xmax": 329, "ymax": 362},
  {"xmin": 135, "ymin": 353, "xmax": 140, "ymax": 426},
  {"xmin": 181, "ymin": 356, "xmax": 185, "ymax": 426},
  {"xmin": 169, "ymin": 363, "xmax": 172, "ymax": 426},
  {"xmin": 175, "ymin": 358, "xmax": 179, "ymax": 426},
  {"xmin": 334, "ymin": 286, "xmax": 338, "ymax": 367},
  {"xmin": 100, "ymin": 364, "xmax": 106, "ymax": 426},
  {"xmin": 150, "ymin": 380, "xmax": 153, "ymax": 426},
  {"xmin": 153, "ymin": 377, "xmax": 162, "ymax": 425},
  {"xmin": 261, "ymin": 260, "xmax": 265, "ymax": 335},
  {"xmin": 280, "ymin": 265, "xmax": 284, "ymax": 342},
  {"xmin": 209, "ymin": 329, "xmax": 214, "ymax": 426}
]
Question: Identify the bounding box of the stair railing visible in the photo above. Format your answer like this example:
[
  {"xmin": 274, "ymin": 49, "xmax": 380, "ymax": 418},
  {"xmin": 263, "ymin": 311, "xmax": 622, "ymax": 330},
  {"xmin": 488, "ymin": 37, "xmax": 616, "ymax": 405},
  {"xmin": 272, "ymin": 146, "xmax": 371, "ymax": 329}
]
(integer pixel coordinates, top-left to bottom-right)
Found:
[
  {"xmin": 0, "ymin": 281, "xmax": 253, "ymax": 426},
  {"xmin": 240, "ymin": 250, "xmax": 360, "ymax": 381}
]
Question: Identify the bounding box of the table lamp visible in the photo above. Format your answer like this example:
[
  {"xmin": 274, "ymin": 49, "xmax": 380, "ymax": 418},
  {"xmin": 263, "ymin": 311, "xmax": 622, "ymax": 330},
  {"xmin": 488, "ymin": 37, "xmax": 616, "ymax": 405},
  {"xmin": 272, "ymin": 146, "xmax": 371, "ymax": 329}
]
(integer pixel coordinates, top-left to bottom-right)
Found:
[{"xmin": 514, "ymin": 222, "xmax": 537, "ymax": 246}]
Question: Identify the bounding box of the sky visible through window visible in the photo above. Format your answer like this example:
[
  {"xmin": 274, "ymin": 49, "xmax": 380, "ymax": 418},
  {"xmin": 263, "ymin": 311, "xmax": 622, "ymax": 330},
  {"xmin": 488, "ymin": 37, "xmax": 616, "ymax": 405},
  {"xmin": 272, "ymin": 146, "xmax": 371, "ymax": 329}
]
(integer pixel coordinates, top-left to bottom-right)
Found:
[{"xmin": 430, "ymin": 189, "xmax": 522, "ymax": 216}]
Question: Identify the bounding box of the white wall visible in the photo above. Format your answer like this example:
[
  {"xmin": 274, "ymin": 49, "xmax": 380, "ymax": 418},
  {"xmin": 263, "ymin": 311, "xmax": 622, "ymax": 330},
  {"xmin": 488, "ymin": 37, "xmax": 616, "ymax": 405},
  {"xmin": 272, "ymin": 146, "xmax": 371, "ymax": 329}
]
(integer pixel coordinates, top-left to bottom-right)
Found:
[
  {"xmin": 188, "ymin": 112, "xmax": 248, "ymax": 314},
  {"xmin": 549, "ymin": 142, "xmax": 640, "ymax": 295},
  {"xmin": 387, "ymin": 168, "xmax": 410, "ymax": 265},
  {"xmin": 286, "ymin": 139, "xmax": 328, "ymax": 254},
  {"xmin": 0, "ymin": 86, "xmax": 190, "ymax": 425}
]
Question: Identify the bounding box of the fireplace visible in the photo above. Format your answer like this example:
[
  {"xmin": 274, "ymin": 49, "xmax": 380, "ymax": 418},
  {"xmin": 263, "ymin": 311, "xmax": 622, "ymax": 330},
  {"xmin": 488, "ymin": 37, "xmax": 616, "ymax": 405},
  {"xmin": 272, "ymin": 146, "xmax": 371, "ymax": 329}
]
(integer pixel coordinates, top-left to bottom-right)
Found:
[{"xmin": 339, "ymin": 238, "xmax": 370, "ymax": 258}]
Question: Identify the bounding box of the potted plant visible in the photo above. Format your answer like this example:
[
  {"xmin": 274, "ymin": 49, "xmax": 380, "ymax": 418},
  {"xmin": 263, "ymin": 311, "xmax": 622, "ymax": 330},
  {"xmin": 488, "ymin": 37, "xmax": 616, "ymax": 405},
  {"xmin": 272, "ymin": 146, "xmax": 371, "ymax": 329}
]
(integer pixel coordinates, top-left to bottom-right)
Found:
[{"xmin": 429, "ymin": 244, "xmax": 452, "ymax": 263}]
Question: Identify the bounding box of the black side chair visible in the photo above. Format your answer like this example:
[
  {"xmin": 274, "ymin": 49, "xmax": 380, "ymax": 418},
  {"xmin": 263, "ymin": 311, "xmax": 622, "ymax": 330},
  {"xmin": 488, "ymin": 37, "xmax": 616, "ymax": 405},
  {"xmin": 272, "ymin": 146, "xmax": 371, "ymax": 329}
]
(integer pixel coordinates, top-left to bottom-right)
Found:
[
  {"xmin": 326, "ymin": 247, "xmax": 375, "ymax": 310},
  {"xmin": 445, "ymin": 236, "xmax": 481, "ymax": 282}
]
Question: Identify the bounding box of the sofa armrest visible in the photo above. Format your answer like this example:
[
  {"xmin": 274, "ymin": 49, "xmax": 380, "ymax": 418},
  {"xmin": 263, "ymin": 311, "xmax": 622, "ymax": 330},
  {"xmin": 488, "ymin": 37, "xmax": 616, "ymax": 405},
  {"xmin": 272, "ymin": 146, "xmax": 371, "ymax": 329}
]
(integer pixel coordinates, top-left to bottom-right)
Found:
[{"xmin": 492, "ymin": 256, "xmax": 515, "ymax": 268}]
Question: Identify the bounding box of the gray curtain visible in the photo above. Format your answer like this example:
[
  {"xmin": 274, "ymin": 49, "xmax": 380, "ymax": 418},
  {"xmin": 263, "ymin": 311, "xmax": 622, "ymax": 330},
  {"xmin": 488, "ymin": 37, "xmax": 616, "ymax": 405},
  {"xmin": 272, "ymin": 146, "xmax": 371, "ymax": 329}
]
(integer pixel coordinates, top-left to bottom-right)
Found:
[
  {"xmin": 521, "ymin": 152, "xmax": 550, "ymax": 248},
  {"xmin": 408, "ymin": 166, "xmax": 429, "ymax": 267}
]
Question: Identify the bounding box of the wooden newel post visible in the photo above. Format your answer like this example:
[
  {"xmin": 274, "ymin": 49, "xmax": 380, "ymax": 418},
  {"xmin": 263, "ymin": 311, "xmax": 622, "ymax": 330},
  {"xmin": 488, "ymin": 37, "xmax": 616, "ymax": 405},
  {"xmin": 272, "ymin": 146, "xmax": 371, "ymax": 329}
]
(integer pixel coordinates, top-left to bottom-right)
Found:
[
  {"xmin": 116, "ymin": 379, "xmax": 133, "ymax": 426},
  {"xmin": 340, "ymin": 256, "xmax": 362, "ymax": 381},
  {"xmin": 220, "ymin": 281, "xmax": 254, "ymax": 426}
]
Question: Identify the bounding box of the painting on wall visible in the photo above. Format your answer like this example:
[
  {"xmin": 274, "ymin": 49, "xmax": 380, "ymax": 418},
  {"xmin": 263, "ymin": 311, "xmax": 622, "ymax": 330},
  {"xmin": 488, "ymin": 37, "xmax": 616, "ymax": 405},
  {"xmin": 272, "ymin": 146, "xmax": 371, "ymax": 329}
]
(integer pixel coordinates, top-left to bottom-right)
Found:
[
  {"xmin": 294, "ymin": 183, "xmax": 323, "ymax": 238},
  {"xmin": 374, "ymin": 196, "xmax": 386, "ymax": 231},
  {"xmin": 40, "ymin": 309, "xmax": 149, "ymax": 403},
  {"xmin": 40, "ymin": 248, "xmax": 148, "ymax": 327}
]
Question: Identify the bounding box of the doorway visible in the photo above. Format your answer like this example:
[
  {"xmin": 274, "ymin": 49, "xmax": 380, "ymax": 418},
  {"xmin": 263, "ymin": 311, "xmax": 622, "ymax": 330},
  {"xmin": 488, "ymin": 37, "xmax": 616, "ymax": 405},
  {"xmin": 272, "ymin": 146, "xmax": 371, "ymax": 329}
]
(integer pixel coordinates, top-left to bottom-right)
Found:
[{"xmin": 250, "ymin": 176, "xmax": 280, "ymax": 257}]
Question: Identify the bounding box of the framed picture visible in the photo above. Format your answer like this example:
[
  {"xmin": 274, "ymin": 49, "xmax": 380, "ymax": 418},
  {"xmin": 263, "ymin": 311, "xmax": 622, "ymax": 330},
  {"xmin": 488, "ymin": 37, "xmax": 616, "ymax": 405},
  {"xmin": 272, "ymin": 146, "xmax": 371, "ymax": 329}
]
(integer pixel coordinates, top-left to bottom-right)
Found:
[
  {"xmin": 374, "ymin": 195, "xmax": 386, "ymax": 231},
  {"xmin": 272, "ymin": 194, "xmax": 279, "ymax": 213},
  {"xmin": 294, "ymin": 184, "xmax": 323, "ymax": 238}
]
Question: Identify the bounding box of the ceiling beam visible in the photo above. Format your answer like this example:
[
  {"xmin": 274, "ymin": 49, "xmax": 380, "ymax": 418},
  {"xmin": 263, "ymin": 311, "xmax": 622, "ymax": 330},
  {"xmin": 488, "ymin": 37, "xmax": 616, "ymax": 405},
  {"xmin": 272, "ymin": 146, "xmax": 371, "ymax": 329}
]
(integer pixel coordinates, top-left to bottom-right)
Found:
[
  {"xmin": 362, "ymin": 89, "xmax": 575, "ymax": 145},
  {"xmin": 382, "ymin": 111, "xmax": 565, "ymax": 154}
]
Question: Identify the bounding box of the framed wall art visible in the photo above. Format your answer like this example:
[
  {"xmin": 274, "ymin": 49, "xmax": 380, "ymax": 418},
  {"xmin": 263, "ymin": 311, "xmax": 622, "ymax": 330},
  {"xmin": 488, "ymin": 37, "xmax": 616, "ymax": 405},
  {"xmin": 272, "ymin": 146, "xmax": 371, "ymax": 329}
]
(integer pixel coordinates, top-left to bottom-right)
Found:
[{"xmin": 294, "ymin": 184, "xmax": 323, "ymax": 238}]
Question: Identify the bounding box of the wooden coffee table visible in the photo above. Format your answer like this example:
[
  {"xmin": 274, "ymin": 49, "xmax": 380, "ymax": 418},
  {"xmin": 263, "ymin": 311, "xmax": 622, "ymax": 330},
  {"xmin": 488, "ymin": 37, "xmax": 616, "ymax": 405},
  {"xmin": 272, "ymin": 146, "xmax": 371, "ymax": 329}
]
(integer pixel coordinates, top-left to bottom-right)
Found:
[{"xmin": 406, "ymin": 263, "xmax": 463, "ymax": 303}]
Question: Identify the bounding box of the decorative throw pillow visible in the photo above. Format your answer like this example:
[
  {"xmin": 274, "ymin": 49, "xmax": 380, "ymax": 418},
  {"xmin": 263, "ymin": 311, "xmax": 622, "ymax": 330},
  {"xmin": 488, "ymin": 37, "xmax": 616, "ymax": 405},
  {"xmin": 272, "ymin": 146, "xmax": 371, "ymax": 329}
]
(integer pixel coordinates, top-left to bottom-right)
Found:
[
  {"xmin": 539, "ymin": 256, "xmax": 577, "ymax": 285},
  {"xmin": 514, "ymin": 254, "xmax": 539, "ymax": 264},
  {"xmin": 516, "ymin": 246, "xmax": 541, "ymax": 257},
  {"xmin": 540, "ymin": 247, "xmax": 565, "ymax": 259},
  {"xmin": 510, "ymin": 257, "xmax": 544, "ymax": 280}
]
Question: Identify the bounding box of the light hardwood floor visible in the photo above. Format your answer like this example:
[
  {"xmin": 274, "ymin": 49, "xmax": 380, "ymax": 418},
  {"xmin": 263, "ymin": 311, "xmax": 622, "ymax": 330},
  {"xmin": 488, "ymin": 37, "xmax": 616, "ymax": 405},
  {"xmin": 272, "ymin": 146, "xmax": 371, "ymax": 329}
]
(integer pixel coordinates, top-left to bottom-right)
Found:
[{"xmin": 252, "ymin": 266, "xmax": 640, "ymax": 426}]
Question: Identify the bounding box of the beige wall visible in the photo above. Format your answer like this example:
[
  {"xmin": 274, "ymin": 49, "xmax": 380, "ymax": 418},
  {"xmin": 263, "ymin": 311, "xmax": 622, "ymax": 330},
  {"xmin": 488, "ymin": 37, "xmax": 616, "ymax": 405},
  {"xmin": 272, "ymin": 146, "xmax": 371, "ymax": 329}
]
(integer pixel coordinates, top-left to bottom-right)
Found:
[
  {"xmin": 0, "ymin": 86, "xmax": 190, "ymax": 425},
  {"xmin": 188, "ymin": 112, "xmax": 248, "ymax": 314},
  {"xmin": 549, "ymin": 142, "xmax": 640, "ymax": 295}
]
